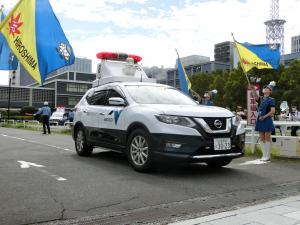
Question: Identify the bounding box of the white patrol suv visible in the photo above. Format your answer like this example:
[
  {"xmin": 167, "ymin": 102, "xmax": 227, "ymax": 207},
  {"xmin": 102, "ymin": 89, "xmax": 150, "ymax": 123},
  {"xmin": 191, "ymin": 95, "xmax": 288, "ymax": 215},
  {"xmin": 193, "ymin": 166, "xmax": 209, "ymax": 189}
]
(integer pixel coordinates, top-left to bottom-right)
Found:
[{"xmin": 72, "ymin": 52, "xmax": 245, "ymax": 172}]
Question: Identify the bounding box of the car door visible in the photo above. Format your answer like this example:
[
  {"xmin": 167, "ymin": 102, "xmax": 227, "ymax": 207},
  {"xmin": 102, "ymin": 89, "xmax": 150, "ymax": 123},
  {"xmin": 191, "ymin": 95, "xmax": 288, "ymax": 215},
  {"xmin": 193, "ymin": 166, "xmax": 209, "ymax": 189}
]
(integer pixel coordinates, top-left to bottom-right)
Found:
[
  {"xmin": 98, "ymin": 87, "xmax": 127, "ymax": 146},
  {"xmin": 83, "ymin": 89, "xmax": 108, "ymax": 143}
]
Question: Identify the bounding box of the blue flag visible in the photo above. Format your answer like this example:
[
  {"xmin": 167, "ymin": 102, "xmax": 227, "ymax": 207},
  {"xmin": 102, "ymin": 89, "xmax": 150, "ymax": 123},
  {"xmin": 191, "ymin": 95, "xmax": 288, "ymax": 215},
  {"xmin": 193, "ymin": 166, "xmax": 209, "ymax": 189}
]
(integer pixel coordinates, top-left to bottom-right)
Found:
[
  {"xmin": 0, "ymin": 8, "xmax": 18, "ymax": 70},
  {"xmin": 235, "ymin": 41, "xmax": 280, "ymax": 73},
  {"xmin": 176, "ymin": 53, "xmax": 191, "ymax": 96},
  {"xmin": 0, "ymin": 0, "xmax": 75, "ymax": 84}
]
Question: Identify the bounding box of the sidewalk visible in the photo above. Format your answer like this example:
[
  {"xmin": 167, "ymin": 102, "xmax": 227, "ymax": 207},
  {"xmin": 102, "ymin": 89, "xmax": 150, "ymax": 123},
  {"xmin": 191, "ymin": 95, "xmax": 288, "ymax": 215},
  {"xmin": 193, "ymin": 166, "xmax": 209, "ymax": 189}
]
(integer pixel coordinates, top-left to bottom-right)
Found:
[{"xmin": 170, "ymin": 195, "xmax": 300, "ymax": 225}]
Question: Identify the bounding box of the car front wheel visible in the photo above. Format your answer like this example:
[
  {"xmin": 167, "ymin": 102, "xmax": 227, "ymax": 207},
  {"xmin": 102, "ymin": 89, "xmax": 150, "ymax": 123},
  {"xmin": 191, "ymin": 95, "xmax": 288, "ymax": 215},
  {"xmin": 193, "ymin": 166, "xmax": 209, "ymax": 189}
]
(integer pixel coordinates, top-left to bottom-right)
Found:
[
  {"xmin": 127, "ymin": 129, "xmax": 154, "ymax": 172},
  {"xmin": 75, "ymin": 126, "xmax": 93, "ymax": 156}
]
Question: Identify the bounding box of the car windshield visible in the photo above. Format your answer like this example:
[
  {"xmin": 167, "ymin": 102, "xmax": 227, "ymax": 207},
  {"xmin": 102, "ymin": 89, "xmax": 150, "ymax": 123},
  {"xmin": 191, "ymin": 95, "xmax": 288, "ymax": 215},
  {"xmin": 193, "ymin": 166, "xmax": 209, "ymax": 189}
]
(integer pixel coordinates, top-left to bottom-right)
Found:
[{"xmin": 125, "ymin": 85, "xmax": 197, "ymax": 105}]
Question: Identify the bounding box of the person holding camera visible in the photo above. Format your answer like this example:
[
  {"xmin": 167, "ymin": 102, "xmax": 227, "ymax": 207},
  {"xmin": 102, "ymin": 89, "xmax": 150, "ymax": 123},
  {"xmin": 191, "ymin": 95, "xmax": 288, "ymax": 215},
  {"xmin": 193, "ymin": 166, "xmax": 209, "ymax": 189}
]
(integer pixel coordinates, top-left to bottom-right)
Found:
[{"xmin": 289, "ymin": 105, "xmax": 300, "ymax": 136}]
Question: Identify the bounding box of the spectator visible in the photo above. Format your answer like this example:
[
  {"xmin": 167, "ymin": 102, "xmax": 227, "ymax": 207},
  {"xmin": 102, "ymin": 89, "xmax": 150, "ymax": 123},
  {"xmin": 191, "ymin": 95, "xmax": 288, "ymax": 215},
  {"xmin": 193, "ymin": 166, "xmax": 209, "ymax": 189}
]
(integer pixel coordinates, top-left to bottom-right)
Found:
[
  {"xmin": 289, "ymin": 105, "xmax": 300, "ymax": 136},
  {"xmin": 236, "ymin": 106, "xmax": 246, "ymax": 120},
  {"xmin": 201, "ymin": 92, "xmax": 214, "ymax": 106},
  {"xmin": 68, "ymin": 110, "xmax": 75, "ymax": 123}
]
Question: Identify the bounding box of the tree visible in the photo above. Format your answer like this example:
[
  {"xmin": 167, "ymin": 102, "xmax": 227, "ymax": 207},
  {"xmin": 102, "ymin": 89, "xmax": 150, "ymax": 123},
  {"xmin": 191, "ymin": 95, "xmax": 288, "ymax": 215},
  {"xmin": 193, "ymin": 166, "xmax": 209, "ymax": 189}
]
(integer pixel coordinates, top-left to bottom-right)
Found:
[
  {"xmin": 190, "ymin": 72, "xmax": 214, "ymax": 97},
  {"xmin": 189, "ymin": 60, "xmax": 300, "ymax": 111},
  {"xmin": 209, "ymin": 70, "xmax": 229, "ymax": 107},
  {"xmin": 223, "ymin": 67, "xmax": 248, "ymax": 110},
  {"xmin": 277, "ymin": 60, "xmax": 300, "ymax": 106}
]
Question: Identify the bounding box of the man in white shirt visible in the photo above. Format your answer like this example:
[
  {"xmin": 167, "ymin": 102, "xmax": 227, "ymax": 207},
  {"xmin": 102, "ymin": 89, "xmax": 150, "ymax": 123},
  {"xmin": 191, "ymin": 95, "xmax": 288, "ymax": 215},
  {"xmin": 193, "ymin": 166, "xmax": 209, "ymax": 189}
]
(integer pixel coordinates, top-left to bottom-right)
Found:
[{"xmin": 289, "ymin": 105, "xmax": 300, "ymax": 136}]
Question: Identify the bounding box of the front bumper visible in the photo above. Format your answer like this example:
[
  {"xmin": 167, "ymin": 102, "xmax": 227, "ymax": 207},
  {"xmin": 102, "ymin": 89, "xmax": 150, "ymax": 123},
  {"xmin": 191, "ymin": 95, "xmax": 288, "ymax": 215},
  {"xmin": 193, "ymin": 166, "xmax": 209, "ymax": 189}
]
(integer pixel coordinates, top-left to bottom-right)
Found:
[{"xmin": 151, "ymin": 131, "xmax": 245, "ymax": 162}]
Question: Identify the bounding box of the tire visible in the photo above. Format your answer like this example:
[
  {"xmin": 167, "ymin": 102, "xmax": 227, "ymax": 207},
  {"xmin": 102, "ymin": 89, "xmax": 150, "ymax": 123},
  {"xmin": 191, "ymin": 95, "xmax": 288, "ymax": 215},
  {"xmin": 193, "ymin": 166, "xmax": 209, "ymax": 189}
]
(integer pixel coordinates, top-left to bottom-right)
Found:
[
  {"xmin": 206, "ymin": 159, "xmax": 232, "ymax": 168},
  {"xmin": 75, "ymin": 126, "xmax": 93, "ymax": 156},
  {"xmin": 127, "ymin": 128, "xmax": 154, "ymax": 172}
]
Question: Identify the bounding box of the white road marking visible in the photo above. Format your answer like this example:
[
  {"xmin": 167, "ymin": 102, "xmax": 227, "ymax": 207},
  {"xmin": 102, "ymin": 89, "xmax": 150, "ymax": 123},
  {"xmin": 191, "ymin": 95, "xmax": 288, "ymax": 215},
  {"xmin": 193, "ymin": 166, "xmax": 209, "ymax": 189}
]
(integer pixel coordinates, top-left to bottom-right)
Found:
[
  {"xmin": 44, "ymin": 143, "xmax": 73, "ymax": 152},
  {"xmin": 18, "ymin": 161, "xmax": 45, "ymax": 169},
  {"xmin": 17, "ymin": 161, "xmax": 67, "ymax": 181},
  {"xmin": 239, "ymin": 159, "xmax": 270, "ymax": 166},
  {"xmin": 40, "ymin": 169, "xmax": 68, "ymax": 181},
  {"xmin": 0, "ymin": 133, "xmax": 73, "ymax": 152}
]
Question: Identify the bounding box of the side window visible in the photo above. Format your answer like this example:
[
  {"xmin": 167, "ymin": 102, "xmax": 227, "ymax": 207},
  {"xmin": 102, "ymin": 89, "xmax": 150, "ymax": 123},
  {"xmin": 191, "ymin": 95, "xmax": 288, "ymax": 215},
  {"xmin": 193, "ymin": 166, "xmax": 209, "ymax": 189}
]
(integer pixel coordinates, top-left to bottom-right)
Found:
[
  {"xmin": 107, "ymin": 89, "xmax": 123, "ymax": 99},
  {"xmin": 86, "ymin": 90, "xmax": 108, "ymax": 106}
]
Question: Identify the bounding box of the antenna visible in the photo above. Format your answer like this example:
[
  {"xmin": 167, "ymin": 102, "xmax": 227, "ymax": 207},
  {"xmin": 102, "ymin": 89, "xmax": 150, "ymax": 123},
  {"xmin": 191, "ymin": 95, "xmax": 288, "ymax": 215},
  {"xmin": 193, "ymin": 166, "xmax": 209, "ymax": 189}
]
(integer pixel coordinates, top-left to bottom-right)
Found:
[
  {"xmin": 264, "ymin": 0, "xmax": 286, "ymax": 55},
  {"xmin": 140, "ymin": 63, "xmax": 143, "ymax": 82}
]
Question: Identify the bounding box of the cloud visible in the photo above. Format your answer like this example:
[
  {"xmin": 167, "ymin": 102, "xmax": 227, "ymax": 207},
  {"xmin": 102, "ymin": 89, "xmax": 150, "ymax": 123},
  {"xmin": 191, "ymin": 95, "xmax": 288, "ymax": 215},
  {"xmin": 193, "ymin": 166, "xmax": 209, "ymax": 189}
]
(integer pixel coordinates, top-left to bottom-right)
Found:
[{"xmin": 1, "ymin": 0, "xmax": 300, "ymax": 85}]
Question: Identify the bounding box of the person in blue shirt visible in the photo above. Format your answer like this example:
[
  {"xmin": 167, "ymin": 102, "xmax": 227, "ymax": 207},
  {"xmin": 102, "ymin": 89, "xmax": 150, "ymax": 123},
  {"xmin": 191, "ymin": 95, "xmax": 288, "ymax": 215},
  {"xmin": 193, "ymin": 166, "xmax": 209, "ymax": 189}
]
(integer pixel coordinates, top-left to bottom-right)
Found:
[
  {"xmin": 68, "ymin": 110, "xmax": 74, "ymax": 123},
  {"xmin": 201, "ymin": 92, "xmax": 214, "ymax": 106},
  {"xmin": 35, "ymin": 102, "xmax": 52, "ymax": 134},
  {"xmin": 252, "ymin": 85, "xmax": 276, "ymax": 161}
]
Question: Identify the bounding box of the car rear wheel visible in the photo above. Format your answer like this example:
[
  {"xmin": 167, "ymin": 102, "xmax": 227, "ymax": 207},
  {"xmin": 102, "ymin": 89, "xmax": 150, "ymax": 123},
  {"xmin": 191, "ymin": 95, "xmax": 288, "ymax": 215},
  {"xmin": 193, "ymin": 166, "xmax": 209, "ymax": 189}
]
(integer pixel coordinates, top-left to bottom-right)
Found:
[
  {"xmin": 206, "ymin": 159, "xmax": 232, "ymax": 168},
  {"xmin": 75, "ymin": 126, "xmax": 93, "ymax": 156},
  {"xmin": 127, "ymin": 129, "xmax": 154, "ymax": 172}
]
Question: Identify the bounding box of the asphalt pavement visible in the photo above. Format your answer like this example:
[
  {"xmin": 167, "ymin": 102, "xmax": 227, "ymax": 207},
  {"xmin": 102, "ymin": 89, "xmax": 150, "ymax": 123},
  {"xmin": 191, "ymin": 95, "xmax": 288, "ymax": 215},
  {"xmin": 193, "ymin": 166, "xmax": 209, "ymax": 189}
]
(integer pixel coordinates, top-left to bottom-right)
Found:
[{"xmin": 0, "ymin": 127, "xmax": 300, "ymax": 225}]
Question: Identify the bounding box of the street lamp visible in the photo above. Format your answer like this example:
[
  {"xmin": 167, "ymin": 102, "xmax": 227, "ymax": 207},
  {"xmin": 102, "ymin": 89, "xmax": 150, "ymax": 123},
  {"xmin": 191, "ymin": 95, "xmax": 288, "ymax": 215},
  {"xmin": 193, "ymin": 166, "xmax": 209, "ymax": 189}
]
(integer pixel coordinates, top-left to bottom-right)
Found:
[{"xmin": 7, "ymin": 70, "xmax": 16, "ymax": 121}]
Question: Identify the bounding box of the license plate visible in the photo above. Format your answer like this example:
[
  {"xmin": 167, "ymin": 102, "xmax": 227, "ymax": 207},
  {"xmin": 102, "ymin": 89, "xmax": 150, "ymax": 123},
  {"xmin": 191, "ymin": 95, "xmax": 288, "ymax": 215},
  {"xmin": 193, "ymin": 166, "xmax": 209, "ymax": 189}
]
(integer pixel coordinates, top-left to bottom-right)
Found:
[{"xmin": 214, "ymin": 138, "xmax": 231, "ymax": 150}]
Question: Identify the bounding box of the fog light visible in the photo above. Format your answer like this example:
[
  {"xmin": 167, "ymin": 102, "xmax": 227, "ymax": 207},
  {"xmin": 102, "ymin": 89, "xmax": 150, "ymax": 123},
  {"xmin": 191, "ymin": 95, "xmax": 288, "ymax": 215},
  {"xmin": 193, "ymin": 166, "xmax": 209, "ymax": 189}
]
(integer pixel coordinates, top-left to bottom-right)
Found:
[{"xmin": 166, "ymin": 142, "xmax": 182, "ymax": 149}]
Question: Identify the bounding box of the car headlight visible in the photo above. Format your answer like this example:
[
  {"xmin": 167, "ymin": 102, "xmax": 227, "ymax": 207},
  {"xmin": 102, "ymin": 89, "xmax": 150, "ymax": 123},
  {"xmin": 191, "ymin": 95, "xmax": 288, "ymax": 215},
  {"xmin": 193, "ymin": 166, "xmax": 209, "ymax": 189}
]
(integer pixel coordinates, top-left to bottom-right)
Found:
[
  {"xmin": 155, "ymin": 115, "xmax": 196, "ymax": 128},
  {"xmin": 232, "ymin": 116, "xmax": 240, "ymax": 126}
]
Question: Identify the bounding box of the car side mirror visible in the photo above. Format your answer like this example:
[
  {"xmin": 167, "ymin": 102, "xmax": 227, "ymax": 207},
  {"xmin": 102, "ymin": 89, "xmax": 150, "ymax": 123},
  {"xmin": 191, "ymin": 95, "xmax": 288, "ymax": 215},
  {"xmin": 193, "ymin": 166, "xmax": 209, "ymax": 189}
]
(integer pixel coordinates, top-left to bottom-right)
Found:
[{"xmin": 108, "ymin": 97, "xmax": 126, "ymax": 106}]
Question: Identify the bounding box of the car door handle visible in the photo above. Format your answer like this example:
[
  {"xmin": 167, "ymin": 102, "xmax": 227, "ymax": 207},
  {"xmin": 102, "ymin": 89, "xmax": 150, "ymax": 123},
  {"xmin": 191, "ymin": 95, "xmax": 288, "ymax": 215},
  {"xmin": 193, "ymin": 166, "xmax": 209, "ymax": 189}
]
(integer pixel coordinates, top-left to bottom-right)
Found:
[
  {"xmin": 99, "ymin": 112, "xmax": 105, "ymax": 116},
  {"xmin": 83, "ymin": 110, "xmax": 88, "ymax": 113}
]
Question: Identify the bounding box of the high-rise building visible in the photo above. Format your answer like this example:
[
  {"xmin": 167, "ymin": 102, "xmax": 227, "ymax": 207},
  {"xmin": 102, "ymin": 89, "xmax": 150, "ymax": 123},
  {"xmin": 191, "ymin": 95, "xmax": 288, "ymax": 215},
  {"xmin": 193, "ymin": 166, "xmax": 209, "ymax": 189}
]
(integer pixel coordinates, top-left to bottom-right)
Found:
[
  {"xmin": 214, "ymin": 41, "xmax": 235, "ymax": 69},
  {"xmin": 48, "ymin": 57, "xmax": 92, "ymax": 76},
  {"xmin": 175, "ymin": 55, "xmax": 210, "ymax": 68},
  {"xmin": 291, "ymin": 35, "xmax": 300, "ymax": 53},
  {"xmin": 143, "ymin": 66, "xmax": 167, "ymax": 80},
  {"xmin": 158, "ymin": 61, "xmax": 230, "ymax": 89},
  {"xmin": 12, "ymin": 57, "xmax": 92, "ymax": 86}
]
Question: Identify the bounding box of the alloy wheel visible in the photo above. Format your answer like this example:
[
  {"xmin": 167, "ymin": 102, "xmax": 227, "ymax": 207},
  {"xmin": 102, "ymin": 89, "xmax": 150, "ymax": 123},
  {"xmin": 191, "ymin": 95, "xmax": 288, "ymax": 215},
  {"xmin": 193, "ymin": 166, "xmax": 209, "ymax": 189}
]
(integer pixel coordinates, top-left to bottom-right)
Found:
[{"xmin": 130, "ymin": 136, "xmax": 149, "ymax": 166}]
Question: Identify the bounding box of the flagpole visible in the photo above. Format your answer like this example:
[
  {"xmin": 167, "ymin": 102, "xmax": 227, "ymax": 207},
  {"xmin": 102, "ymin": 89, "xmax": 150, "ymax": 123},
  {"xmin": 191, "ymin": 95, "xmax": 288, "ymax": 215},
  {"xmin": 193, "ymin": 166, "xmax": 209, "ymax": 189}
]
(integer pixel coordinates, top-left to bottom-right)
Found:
[
  {"xmin": 7, "ymin": 76, "xmax": 11, "ymax": 121},
  {"xmin": 231, "ymin": 33, "xmax": 251, "ymax": 86}
]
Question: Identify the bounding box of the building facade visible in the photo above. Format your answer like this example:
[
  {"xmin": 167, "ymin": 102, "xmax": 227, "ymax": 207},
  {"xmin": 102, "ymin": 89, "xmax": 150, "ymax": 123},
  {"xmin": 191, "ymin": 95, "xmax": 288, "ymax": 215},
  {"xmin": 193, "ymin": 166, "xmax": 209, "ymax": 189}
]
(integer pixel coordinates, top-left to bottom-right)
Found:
[
  {"xmin": 0, "ymin": 85, "xmax": 55, "ymax": 109},
  {"xmin": 175, "ymin": 55, "xmax": 210, "ymax": 68},
  {"xmin": 282, "ymin": 52, "xmax": 300, "ymax": 66},
  {"xmin": 2, "ymin": 70, "xmax": 96, "ymax": 110},
  {"xmin": 158, "ymin": 61, "xmax": 230, "ymax": 89},
  {"xmin": 10, "ymin": 57, "xmax": 93, "ymax": 87},
  {"xmin": 30, "ymin": 70, "xmax": 97, "ymax": 109},
  {"xmin": 291, "ymin": 35, "xmax": 300, "ymax": 53},
  {"xmin": 47, "ymin": 57, "xmax": 92, "ymax": 77},
  {"xmin": 214, "ymin": 41, "xmax": 235, "ymax": 69},
  {"xmin": 42, "ymin": 79, "xmax": 94, "ymax": 109}
]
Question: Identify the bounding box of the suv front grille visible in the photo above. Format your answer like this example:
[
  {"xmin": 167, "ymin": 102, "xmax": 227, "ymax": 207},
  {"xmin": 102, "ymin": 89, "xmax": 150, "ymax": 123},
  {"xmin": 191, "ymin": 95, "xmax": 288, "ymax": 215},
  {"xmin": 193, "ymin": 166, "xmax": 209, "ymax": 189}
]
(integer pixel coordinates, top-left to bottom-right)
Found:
[{"xmin": 202, "ymin": 117, "xmax": 227, "ymax": 130}]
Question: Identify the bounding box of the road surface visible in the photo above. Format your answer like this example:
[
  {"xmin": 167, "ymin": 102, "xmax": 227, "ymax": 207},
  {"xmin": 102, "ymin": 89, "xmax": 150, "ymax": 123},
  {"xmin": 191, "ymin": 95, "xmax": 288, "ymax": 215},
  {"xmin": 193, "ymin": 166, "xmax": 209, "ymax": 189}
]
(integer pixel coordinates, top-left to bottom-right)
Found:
[{"xmin": 0, "ymin": 127, "xmax": 299, "ymax": 225}]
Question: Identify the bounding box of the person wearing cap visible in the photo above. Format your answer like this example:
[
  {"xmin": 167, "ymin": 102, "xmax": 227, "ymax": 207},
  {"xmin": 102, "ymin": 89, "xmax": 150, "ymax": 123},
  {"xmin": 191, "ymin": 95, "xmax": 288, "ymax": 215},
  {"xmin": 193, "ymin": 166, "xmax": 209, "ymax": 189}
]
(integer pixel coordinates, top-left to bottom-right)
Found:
[
  {"xmin": 252, "ymin": 84, "xmax": 276, "ymax": 161},
  {"xmin": 201, "ymin": 92, "xmax": 214, "ymax": 106},
  {"xmin": 35, "ymin": 102, "xmax": 52, "ymax": 134},
  {"xmin": 289, "ymin": 105, "xmax": 300, "ymax": 136}
]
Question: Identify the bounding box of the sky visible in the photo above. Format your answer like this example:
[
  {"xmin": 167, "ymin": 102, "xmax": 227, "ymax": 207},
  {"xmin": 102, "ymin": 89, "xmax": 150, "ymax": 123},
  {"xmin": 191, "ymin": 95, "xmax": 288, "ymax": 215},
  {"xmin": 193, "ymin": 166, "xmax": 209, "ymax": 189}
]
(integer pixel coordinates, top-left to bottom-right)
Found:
[{"xmin": 0, "ymin": 0, "xmax": 300, "ymax": 85}]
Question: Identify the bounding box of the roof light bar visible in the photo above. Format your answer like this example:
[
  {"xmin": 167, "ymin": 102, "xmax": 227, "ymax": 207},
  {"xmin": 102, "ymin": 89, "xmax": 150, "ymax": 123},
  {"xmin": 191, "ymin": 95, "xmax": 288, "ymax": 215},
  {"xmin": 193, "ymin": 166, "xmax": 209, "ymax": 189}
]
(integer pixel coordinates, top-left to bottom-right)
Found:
[{"xmin": 96, "ymin": 52, "xmax": 142, "ymax": 63}]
